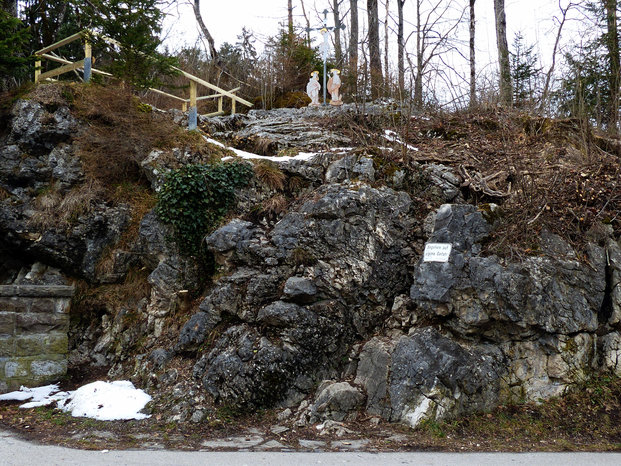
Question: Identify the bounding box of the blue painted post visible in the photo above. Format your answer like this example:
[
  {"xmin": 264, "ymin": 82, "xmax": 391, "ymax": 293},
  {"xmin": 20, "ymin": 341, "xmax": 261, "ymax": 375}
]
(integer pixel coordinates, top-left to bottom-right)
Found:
[
  {"xmin": 189, "ymin": 80, "xmax": 197, "ymax": 130},
  {"xmin": 84, "ymin": 40, "xmax": 92, "ymax": 82}
]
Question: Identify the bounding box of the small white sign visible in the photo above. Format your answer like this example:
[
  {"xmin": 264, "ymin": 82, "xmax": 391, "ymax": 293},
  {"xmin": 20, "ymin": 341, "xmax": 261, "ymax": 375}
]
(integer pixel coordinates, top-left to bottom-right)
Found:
[{"xmin": 423, "ymin": 243, "xmax": 452, "ymax": 262}]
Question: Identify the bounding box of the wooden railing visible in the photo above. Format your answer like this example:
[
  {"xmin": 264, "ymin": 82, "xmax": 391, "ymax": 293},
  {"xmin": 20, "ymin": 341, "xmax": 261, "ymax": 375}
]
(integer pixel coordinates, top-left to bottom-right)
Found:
[{"xmin": 33, "ymin": 30, "xmax": 252, "ymax": 129}]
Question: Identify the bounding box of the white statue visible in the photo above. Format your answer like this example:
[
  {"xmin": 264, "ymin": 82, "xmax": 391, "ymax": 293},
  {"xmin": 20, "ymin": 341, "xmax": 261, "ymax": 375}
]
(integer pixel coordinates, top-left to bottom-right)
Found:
[
  {"xmin": 306, "ymin": 70, "xmax": 321, "ymax": 107},
  {"xmin": 319, "ymin": 28, "xmax": 330, "ymax": 61},
  {"xmin": 327, "ymin": 68, "xmax": 343, "ymax": 106}
]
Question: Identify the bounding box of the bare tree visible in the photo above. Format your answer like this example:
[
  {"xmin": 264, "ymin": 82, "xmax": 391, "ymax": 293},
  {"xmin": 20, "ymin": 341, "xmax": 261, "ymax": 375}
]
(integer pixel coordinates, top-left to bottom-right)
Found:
[
  {"xmin": 604, "ymin": 0, "xmax": 620, "ymax": 130},
  {"xmin": 332, "ymin": 0, "xmax": 343, "ymax": 65},
  {"xmin": 539, "ymin": 1, "xmax": 576, "ymax": 113},
  {"xmin": 494, "ymin": 0, "xmax": 512, "ymax": 106},
  {"xmin": 299, "ymin": 0, "xmax": 311, "ymax": 45},
  {"xmin": 469, "ymin": 0, "xmax": 476, "ymax": 107},
  {"xmin": 397, "ymin": 0, "xmax": 405, "ymax": 95},
  {"xmin": 410, "ymin": 0, "xmax": 465, "ymax": 107},
  {"xmin": 193, "ymin": 0, "xmax": 218, "ymax": 62},
  {"xmin": 367, "ymin": 0, "xmax": 383, "ymax": 98}
]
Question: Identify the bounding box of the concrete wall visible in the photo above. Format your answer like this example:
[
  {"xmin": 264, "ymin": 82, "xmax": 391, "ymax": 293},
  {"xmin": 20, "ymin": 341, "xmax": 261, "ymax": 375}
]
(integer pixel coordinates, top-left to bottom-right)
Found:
[{"xmin": 0, "ymin": 285, "xmax": 74, "ymax": 393}]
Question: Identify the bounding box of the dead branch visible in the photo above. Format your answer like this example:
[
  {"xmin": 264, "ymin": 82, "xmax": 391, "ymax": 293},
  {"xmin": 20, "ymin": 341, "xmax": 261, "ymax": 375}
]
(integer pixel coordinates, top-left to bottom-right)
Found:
[{"xmin": 459, "ymin": 164, "xmax": 511, "ymax": 198}]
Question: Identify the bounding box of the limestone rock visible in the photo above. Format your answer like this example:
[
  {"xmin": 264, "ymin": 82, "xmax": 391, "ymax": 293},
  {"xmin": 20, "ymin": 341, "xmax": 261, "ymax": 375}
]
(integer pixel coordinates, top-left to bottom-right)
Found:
[
  {"xmin": 182, "ymin": 183, "xmax": 416, "ymax": 408},
  {"xmin": 310, "ymin": 381, "xmax": 364, "ymax": 422}
]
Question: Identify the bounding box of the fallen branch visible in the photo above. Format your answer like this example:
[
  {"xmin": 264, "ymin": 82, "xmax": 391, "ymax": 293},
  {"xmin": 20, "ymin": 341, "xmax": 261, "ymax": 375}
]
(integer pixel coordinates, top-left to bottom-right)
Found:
[{"xmin": 459, "ymin": 165, "xmax": 511, "ymax": 198}]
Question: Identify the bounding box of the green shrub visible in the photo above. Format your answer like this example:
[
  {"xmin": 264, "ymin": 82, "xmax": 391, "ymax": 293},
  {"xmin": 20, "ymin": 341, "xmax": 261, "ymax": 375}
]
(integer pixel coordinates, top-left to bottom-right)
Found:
[{"xmin": 156, "ymin": 161, "xmax": 253, "ymax": 255}]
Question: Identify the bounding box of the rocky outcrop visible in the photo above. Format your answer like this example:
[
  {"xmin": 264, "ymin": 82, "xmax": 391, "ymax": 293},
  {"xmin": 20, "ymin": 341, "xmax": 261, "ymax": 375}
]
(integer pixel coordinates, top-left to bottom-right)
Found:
[
  {"xmin": 2, "ymin": 89, "xmax": 620, "ymax": 431},
  {"xmin": 409, "ymin": 204, "xmax": 611, "ymax": 401},
  {"xmin": 201, "ymin": 106, "xmax": 354, "ymax": 155},
  {"xmin": 355, "ymin": 329, "xmax": 503, "ymax": 427},
  {"xmin": 177, "ymin": 183, "xmax": 416, "ymax": 408},
  {"xmin": 0, "ymin": 97, "xmax": 130, "ymax": 281}
]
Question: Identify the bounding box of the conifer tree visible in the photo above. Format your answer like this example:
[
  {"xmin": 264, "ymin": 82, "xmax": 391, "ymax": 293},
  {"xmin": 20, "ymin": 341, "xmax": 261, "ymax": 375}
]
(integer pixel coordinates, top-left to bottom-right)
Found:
[
  {"xmin": 86, "ymin": 0, "xmax": 177, "ymax": 89},
  {"xmin": 0, "ymin": 8, "xmax": 31, "ymax": 90}
]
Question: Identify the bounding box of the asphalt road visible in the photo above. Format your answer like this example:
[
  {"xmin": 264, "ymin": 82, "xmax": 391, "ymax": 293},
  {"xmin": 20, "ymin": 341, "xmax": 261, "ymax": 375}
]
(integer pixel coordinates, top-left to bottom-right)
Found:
[{"xmin": 1, "ymin": 430, "xmax": 620, "ymax": 465}]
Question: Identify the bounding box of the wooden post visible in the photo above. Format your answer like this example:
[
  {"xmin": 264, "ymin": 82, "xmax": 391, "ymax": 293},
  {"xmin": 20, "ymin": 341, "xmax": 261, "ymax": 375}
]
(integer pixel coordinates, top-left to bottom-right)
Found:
[
  {"xmin": 34, "ymin": 58, "xmax": 41, "ymax": 83},
  {"xmin": 218, "ymin": 96, "xmax": 223, "ymax": 114},
  {"xmin": 189, "ymin": 80, "xmax": 197, "ymax": 130},
  {"xmin": 84, "ymin": 40, "xmax": 92, "ymax": 82},
  {"xmin": 231, "ymin": 98, "xmax": 236, "ymax": 115},
  {"xmin": 182, "ymin": 102, "xmax": 188, "ymax": 112}
]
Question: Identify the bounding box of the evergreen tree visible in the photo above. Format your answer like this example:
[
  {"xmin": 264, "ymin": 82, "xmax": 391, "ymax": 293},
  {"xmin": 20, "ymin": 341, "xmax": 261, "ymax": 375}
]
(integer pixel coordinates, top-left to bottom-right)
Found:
[
  {"xmin": 554, "ymin": 1, "xmax": 619, "ymax": 129},
  {"xmin": 0, "ymin": 8, "xmax": 32, "ymax": 90},
  {"xmin": 554, "ymin": 41, "xmax": 609, "ymax": 125},
  {"xmin": 86, "ymin": 0, "xmax": 177, "ymax": 89},
  {"xmin": 21, "ymin": 0, "xmax": 83, "ymax": 55},
  {"xmin": 510, "ymin": 32, "xmax": 540, "ymax": 107}
]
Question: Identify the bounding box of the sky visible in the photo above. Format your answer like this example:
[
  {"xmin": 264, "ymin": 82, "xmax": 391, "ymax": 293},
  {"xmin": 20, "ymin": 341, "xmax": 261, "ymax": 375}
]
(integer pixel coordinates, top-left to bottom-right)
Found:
[{"xmin": 160, "ymin": 1, "xmax": 588, "ymax": 102}]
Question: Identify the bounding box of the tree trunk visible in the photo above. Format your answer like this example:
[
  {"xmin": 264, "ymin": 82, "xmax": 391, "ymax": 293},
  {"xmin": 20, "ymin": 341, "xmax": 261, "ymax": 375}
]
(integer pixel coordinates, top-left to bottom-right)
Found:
[
  {"xmin": 2, "ymin": 0, "xmax": 17, "ymax": 16},
  {"xmin": 193, "ymin": 0, "xmax": 219, "ymax": 62},
  {"xmin": 414, "ymin": 0, "xmax": 423, "ymax": 106},
  {"xmin": 494, "ymin": 0, "xmax": 512, "ymax": 106},
  {"xmin": 367, "ymin": 0, "xmax": 382, "ymax": 98},
  {"xmin": 469, "ymin": 0, "xmax": 476, "ymax": 107},
  {"xmin": 604, "ymin": 0, "xmax": 620, "ymax": 131},
  {"xmin": 539, "ymin": 2, "xmax": 573, "ymax": 113},
  {"xmin": 384, "ymin": 0, "xmax": 389, "ymax": 90},
  {"xmin": 349, "ymin": 0, "xmax": 359, "ymax": 70},
  {"xmin": 333, "ymin": 0, "xmax": 343, "ymax": 66},
  {"xmin": 288, "ymin": 0, "xmax": 294, "ymax": 36},
  {"xmin": 397, "ymin": 0, "xmax": 405, "ymax": 95},
  {"xmin": 299, "ymin": 0, "xmax": 311, "ymax": 46}
]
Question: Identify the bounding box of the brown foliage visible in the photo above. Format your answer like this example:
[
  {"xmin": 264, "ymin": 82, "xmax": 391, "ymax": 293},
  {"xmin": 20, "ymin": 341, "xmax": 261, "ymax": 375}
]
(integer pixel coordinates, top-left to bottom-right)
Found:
[{"xmin": 253, "ymin": 160, "xmax": 286, "ymax": 191}]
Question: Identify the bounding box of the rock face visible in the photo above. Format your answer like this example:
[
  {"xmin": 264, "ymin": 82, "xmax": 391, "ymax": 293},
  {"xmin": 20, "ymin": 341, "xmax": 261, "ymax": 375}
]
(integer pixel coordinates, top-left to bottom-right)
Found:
[
  {"xmin": 410, "ymin": 204, "xmax": 609, "ymax": 401},
  {"xmin": 355, "ymin": 329, "xmax": 502, "ymax": 427},
  {"xmin": 2, "ymin": 89, "xmax": 620, "ymax": 429},
  {"xmin": 0, "ymin": 98, "xmax": 130, "ymax": 281},
  {"xmin": 179, "ymin": 183, "xmax": 416, "ymax": 408}
]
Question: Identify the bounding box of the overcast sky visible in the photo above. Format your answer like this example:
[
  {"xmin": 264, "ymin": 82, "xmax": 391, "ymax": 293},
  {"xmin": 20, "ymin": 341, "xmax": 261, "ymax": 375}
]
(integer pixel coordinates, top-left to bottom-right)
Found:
[{"xmin": 161, "ymin": 1, "xmax": 587, "ymax": 100}]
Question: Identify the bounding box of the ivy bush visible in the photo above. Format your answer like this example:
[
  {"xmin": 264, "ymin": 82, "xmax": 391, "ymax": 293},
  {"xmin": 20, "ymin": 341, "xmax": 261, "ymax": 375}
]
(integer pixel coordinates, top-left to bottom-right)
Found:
[{"xmin": 156, "ymin": 161, "xmax": 253, "ymax": 255}]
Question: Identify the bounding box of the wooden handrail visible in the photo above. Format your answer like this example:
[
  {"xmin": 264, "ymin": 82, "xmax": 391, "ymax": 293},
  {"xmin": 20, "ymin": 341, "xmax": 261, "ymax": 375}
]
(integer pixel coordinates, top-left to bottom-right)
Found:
[
  {"xmin": 38, "ymin": 59, "xmax": 85, "ymax": 81},
  {"xmin": 148, "ymin": 88, "xmax": 188, "ymax": 103},
  {"xmin": 36, "ymin": 30, "xmax": 86, "ymax": 56},
  {"xmin": 173, "ymin": 68, "xmax": 252, "ymax": 107},
  {"xmin": 195, "ymin": 87, "xmax": 241, "ymax": 101},
  {"xmin": 40, "ymin": 53, "xmax": 113, "ymax": 77},
  {"xmin": 34, "ymin": 29, "xmax": 253, "ymax": 128}
]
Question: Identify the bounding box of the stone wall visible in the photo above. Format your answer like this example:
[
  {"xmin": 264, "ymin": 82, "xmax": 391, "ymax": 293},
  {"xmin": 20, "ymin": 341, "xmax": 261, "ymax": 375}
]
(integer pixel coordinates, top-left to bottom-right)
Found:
[{"xmin": 0, "ymin": 285, "xmax": 74, "ymax": 393}]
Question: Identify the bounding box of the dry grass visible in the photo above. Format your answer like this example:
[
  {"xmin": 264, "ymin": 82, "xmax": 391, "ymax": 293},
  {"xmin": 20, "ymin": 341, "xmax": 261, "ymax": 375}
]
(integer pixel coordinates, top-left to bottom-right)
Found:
[
  {"xmin": 417, "ymin": 374, "xmax": 621, "ymax": 451},
  {"xmin": 65, "ymin": 84, "xmax": 218, "ymax": 199},
  {"xmin": 262, "ymin": 194, "xmax": 288, "ymax": 216},
  {"xmin": 317, "ymin": 108, "xmax": 620, "ymax": 256},
  {"xmin": 29, "ymin": 179, "xmax": 105, "ymax": 231},
  {"xmin": 253, "ymin": 160, "xmax": 286, "ymax": 191}
]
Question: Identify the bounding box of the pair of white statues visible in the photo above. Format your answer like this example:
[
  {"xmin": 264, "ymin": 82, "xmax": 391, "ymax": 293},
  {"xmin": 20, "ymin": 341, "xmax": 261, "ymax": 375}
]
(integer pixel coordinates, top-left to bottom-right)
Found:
[{"xmin": 306, "ymin": 69, "xmax": 343, "ymax": 107}]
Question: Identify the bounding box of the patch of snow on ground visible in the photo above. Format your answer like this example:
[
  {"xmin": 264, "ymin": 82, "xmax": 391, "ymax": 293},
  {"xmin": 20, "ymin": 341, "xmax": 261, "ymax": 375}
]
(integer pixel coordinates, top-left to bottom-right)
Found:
[
  {"xmin": 383, "ymin": 129, "xmax": 419, "ymax": 151},
  {"xmin": 205, "ymin": 137, "xmax": 319, "ymax": 163},
  {"xmin": 0, "ymin": 384, "xmax": 60, "ymax": 403},
  {"xmin": 0, "ymin": 381, "xmax": 151, "ymax": 421}
]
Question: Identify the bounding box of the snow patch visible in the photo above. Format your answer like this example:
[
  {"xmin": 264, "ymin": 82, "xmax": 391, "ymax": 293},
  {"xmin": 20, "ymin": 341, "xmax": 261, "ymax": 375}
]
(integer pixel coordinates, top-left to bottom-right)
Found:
[
  {"xmin": 0, "ymin": 384, "xmax": 60, "ymax": 403},
  {"xmin": 205, "ymin": 137, "xmax": 319, "ymax": 163},
  {"xmin": 0, "ymin": 381, "xmax": 151, "ymax": 421},
  {"xmin": 383, "ymin": 129, "xmax": 419, "ymax": 151}
]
